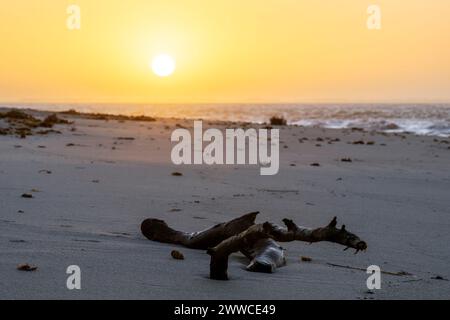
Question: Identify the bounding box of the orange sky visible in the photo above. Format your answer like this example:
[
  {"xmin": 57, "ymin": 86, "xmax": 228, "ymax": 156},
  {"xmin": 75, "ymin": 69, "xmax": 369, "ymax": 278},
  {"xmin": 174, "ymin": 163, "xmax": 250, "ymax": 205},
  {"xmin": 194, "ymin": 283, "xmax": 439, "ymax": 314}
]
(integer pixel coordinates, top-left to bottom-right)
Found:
[{"xmin": 1, "ymin": 0, "xmax": 450, "ymax": 103}]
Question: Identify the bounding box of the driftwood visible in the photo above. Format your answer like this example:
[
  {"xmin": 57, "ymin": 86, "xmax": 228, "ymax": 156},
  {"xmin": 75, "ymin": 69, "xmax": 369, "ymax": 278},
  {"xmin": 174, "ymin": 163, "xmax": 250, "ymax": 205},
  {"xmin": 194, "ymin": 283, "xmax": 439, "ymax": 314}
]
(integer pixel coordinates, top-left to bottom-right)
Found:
[
  {"xmin": 207, "ymin": 223, "xmax": 286, "ymax": 280},
  {"xmin": 268, "ymin": 217, "xmax": 367, "ymax": 252},
  {"xmin": 141, "ymin": 211, "xmax": 259, "ymax": 249},
  {"xmin": 141, "ymin": 213, "xmax": 367, "ymax": 280},
  {"xmin": 206, "ymin": 218, "xmax": 367, "ymax": 280}
]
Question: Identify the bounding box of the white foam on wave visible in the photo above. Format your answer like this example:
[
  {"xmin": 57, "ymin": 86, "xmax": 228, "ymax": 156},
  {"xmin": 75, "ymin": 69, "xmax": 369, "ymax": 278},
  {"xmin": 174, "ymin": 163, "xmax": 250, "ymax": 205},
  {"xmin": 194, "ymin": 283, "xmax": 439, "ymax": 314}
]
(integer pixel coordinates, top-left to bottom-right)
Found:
[{"xmin": 292, "ymin": 118, "xmax": 450, "ymax": 137}]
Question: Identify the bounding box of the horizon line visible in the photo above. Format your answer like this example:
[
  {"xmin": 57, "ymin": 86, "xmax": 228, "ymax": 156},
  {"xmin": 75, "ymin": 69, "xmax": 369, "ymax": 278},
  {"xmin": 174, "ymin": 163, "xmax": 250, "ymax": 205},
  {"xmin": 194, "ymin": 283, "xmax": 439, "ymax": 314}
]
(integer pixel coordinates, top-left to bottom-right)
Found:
[{"xmin": 2, "ymin": 100, "xmax": 450, "ymax": 106}]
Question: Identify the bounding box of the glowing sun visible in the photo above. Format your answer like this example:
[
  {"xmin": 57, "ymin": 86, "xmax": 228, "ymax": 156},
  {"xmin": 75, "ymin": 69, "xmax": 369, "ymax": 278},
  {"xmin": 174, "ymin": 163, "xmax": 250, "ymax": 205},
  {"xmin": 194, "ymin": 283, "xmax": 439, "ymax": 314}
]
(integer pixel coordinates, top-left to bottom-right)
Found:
[{"xmin": 151, "ymin": 54, "xmax": 176, "ymax": 77}]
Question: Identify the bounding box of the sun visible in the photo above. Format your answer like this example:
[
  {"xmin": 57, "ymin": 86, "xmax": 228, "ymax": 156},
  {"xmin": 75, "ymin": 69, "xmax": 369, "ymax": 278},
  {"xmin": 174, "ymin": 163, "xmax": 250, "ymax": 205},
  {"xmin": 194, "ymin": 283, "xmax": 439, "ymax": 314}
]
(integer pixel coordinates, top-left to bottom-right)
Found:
[{"xmin": 151, "ymin": 54, "xmax": 176, "ymax": 77}]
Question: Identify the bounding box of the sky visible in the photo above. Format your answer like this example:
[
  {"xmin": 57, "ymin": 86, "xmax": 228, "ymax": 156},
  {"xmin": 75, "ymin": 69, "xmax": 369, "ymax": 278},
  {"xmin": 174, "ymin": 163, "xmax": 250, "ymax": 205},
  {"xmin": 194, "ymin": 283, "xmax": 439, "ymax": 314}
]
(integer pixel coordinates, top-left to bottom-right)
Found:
[{"xmin": 1, "ymin": 0, "xmax": 450, "ymax": 104}]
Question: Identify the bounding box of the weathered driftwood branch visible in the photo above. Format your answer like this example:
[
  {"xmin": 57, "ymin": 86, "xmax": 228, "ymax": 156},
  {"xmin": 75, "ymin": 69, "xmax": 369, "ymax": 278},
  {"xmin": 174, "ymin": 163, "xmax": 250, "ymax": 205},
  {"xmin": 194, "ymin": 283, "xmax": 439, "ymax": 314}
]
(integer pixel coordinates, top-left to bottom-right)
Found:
[
  {"xmin": 207, "ymin": 217, "xmax": 367, "ymax": 280},
  {"xmin": 207, "ymin": 222, "xmax": 286, "ymax": 280},
  {"xmin": 140, "ymin": 213, "xmax": 367, "ymax": 280},
  {"xmin": 140, "ymin": 211, "xmax": 259, "ymax": 249},
  {"xmin": 269, "ymin": 217, "xmax": 367, "ymax": 253}
]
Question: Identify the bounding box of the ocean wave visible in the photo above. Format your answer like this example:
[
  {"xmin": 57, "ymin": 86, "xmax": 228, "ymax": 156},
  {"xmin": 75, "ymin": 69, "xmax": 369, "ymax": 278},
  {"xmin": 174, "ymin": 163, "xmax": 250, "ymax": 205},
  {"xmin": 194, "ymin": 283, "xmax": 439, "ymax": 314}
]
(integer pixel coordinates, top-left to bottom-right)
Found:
[{"xmin": 291, "ymin": 118, "xmax": 450, "ymax": 137}]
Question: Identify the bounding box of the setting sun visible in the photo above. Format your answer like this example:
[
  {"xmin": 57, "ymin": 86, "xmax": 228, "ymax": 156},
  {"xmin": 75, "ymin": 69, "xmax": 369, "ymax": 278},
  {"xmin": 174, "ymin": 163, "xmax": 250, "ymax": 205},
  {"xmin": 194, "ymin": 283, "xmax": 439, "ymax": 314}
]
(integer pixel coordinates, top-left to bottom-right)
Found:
[{"xmin": 151, "ymin": 54, "xmax": 176, "ymax": 77}]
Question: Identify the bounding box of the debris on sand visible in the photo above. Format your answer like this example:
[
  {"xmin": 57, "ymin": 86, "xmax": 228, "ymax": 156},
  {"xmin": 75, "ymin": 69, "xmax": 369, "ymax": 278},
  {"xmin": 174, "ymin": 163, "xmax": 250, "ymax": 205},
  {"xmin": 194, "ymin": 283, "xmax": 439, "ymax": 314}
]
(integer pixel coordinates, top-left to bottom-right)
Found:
[
  {"xmin": 352, "ymin": 140, "xmax": 375, "ymax": 145},
  {"xmin": 21, "ymin": 193, "xmax": 33, "ymax": 199},
  {"xmin": 310, "ymin": 163, "xmax": 320, "ymax": 167},
  {"xmin": 60, "ymin": 109, "xmax": 156, "ymax": 122},
  {"xmin": 382, "ymin": 123, "xmax": 400, "ymax": 130},
  {"xmin": 341, "ymin": 158, "xmax": 353, "ymax": 162},
  {"xmin": 40, "ymin": 114, "xmax": 71, "ymax": 128},
  {"xmin": 16, "ymin": 127, "xmax": 33, "ymax": 138},
  {"xmin": 115, "ymin": 137, "xmax": 135, "ymax": 141},
  {"xmin": 17, "ymin": 264, "xmax": 38, "ymax": 272},
  {"xmin": 431, "ymin": 275, "xmax": 449, "ymax": 281},
  {"xmin": 36, "ymin": 129, "xmax": 61, "ymax": 135},
  {"xmin": 0, "ymin": 110, "xmax": 70, "ymax": 138},
  {"xmin": 38, "ymin": 170, "xmax": 52, "ymax": 174},
  {"xmin": 60, "ymin": 109, "xmax": 79, "ymax": 115},
  {"xmin": 0, "ymin": 110, "xmax": 37, "ymax": 121},
  {"xmin": 171, "ymin": 250, "xmax": 185, "ymax": 260},
  {"xmin": 131, "ymin": 115, "xmax": 156, "ymax": 122},
  {"xmin": 269, "ymin": 116, "xmax": 287, "ymax": 126},
  {"xmin": 172, "ymin": 172, "xmax": 183, "ymax": 176},
  {"xmin": 0, "ymin": 128, "xmax": 11, "ymax": 135},
  {"xmin": 301, "ymin": 256, "xmax": 312, "ymax": 262}
]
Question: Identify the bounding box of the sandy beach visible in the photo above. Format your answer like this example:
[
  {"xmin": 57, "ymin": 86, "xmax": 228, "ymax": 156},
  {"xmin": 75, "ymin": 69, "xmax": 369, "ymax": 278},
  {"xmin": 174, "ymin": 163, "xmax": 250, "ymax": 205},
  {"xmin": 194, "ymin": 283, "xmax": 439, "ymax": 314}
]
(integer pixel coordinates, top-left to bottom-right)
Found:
[{"xmin": 1, "ymin": 108, "xmax": 449, "ymax": 299}]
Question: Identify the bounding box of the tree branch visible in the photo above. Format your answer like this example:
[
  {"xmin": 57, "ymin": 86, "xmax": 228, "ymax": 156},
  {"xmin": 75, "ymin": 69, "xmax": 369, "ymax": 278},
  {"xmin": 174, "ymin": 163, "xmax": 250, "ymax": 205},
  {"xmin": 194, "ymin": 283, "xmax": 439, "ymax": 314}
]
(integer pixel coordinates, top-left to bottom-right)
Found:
[
  {"xmin": 140, "ymin": 211, "xmax": 259, "ymax": 249},
  {"xmin": 207, "ymin": 223, "xmax": 286, "ymax": 280},
  {"xmin": 141, "ymin": 213, "xmax": 367, "ymax": 280},
  {"xmin": 269, "ymin": 217, "xmax": 367, "ymax": 253},
  {"xmin": 206, "ymin": 218, "xmax": 367, "ymax": 280}
]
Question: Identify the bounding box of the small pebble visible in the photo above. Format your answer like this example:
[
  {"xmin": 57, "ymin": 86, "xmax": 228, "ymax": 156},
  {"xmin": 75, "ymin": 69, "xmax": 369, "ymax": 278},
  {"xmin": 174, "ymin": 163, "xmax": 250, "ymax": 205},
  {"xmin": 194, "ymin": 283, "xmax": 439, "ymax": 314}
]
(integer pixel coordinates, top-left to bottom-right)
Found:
[
  {"xmin": 17, "ymin": 264, "xmax": 37, "ymax": 272},
  {"xmin": 171, "ymin": 250, "xmax": 184, "ymax": 260},
  {"xmin": 301, "ymin": 256, "xmax": 312, "ymax": 262}
]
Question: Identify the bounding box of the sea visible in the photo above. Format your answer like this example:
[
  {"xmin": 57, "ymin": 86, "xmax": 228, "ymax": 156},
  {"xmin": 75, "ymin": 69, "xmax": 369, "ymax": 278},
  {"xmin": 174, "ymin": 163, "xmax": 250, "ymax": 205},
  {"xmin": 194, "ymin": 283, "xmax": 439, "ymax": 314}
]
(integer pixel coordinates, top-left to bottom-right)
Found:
[{"xmin": 5, "ymin": 103, "xmax": 450, "ymax": 137}]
